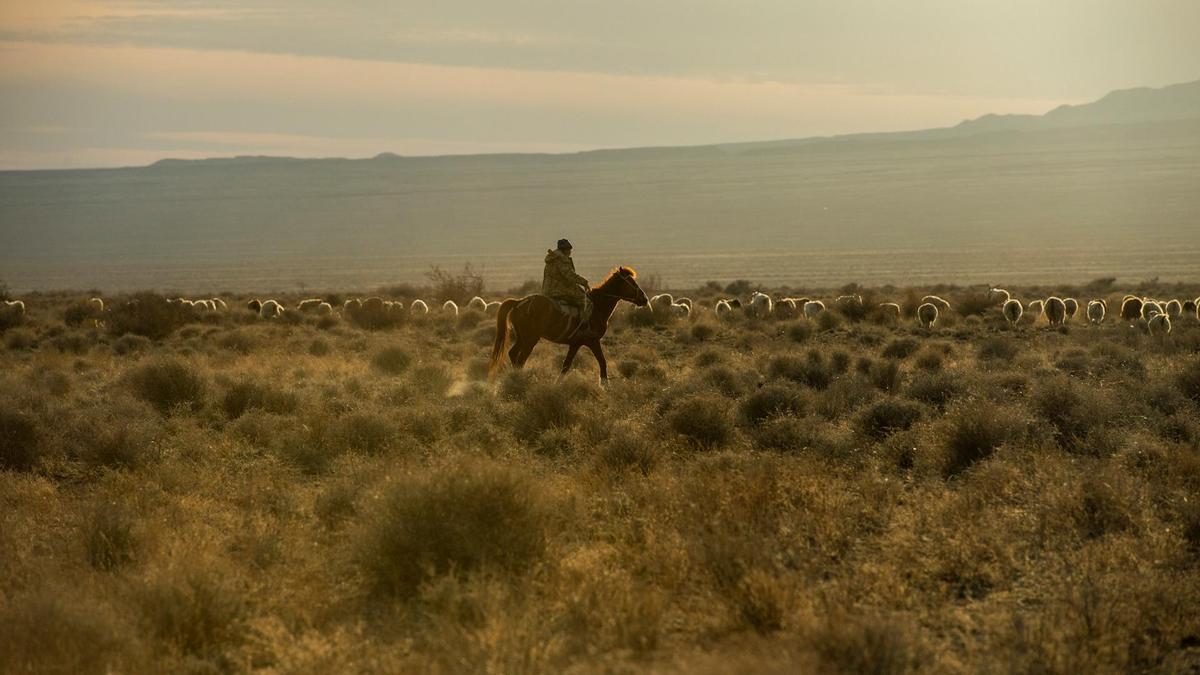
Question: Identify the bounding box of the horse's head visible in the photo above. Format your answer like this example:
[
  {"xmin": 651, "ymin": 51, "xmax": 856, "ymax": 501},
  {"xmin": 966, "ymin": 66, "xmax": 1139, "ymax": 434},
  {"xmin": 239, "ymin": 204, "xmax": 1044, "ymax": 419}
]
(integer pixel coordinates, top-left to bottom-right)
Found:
[{"xmin": 597, "ymin": 266, "xmax": 648, "ymax": 306}]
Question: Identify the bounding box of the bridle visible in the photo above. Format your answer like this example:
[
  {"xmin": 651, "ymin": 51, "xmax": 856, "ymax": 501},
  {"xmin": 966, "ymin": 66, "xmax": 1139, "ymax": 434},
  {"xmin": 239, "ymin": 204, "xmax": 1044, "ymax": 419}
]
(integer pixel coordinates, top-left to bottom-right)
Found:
[{"xmin": 588, "ymin": 275, "xmax": 642, "ymax": 303}]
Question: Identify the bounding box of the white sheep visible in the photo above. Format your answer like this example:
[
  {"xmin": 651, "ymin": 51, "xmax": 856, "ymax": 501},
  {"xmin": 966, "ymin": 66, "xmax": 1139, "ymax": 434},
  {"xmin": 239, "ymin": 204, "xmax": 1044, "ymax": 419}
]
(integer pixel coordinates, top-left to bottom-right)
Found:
[
  {"xmin": 714, "ymin": 299, "xmax": 732, "ymax": 318},
  {"xmin": 877, "ymin": 302, "xmax": 901, "ymax": 320},
  {"xmin": 1087, "ymin": 300, "xmax": 1106, "ymax": 325},
  {"xmin": 88, "ymin": 297, "xmax": 105, "ymax": 313},
  {"xmin": 1044, "ymin": 297, "xmax": 1067, "ymax": 326},
  {"xmin": 442, "ymin": 300, "xmax": 459, "ymax": 315},
  {"xmin": 316, "ymin": 302, "xmax": 334, "ymax": 316},
  {"xmin": 670, "ymin": 303, "xmax": 691, "ymax": 318},
  {"xmin": 387, "ymin": 301, "xmax": 406, "ymax": 317},
  {"xmin": 649, "ymin": 293, "xmax": 674, "ymax": 313},
  {"xmin": 1002, "ymin": 299, "xmax": 1023, "ymax": 325},
  {"xmin": 259, "ymin": 299, "xmax": 283, "ymax": 319},
  {"xmin": 1119, "ymin": 296, "xmax": 1143, "ymax": 323},
  {"xmin": 917, "ymin": 302, "xmax": 938, "ymax": 328},
  {"xmin": 246, "ymin": 299, "xmax": 262, "ymax": 313},
  {"xmin": 343, "ymin": 298, "xmax": 361, "ymax": 314},
  {"xmin": 3, "ymin": 299, "xmax": 25, "ymax": 316},
  {"xmin": 835, "ymin": 294, "xmax": 863, "ymax": 307},
  {"xmin": 485, "ymin": 301, "xmax": 501, "ymax": 315},
  {"xmin": 921, "ymin": 295, "xmax": 951, "ymax": 312},
  {"xmin": 211, "ymin": 298, "xmax": 228, "ymax": 311},
  {"xmin": 297, "ymin": 298, "xmax": 325, "ymax": 313},
  {"xmin": 467, "ymin": 296, "xmax": 487, "ymax": 312},
  {"xmin": 989, "ymin": 287, "xmax": 1012, "ymax": 304},
  {"xmin": 411, "ymin": 299, "xmax": 430, "ymax": 315},
  {"xmin": 803, "ymin": 300, "xmax": 825, "ymax": 319},
  {"xmin": 1148, "ymin": 314, "xmax": 1172, "ymax": 336},
  {"xmin": 748, "ymin": 291, "xmax": 773, "ymax": 318},
  {"xmin": 774, "ymin": 298, "xmax": 799, "ymax": 318},
  {"xmin": 1183, "ymin": 299, "xmax": 1197, "ymax": 318},
  {"xmin": 1165, "ymin": 299, "xmax": 1183, "ymax": 319},
  {"xmin": 1063, "ymin": 298, "xmax": 1079, "ymax": 321},
  {"xmin": 675, "ymin": 297, "xmax": 693, "ymax": 309},
  {"xmin": 1027, "ymin": 299, "xmax": 1044, "ymax": 321},
  {"xmin": 1142, "ymin": 300, "xmax": 1164, "ymax": 321}
]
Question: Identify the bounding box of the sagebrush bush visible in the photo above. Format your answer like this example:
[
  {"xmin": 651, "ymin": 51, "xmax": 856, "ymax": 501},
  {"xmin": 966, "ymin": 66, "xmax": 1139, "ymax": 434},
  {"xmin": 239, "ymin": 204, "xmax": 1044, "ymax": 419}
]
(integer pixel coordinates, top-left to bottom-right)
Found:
[
  {"xmin": 942, "ymin": 404, "xmax": 1017, "ymax": 477},
  {"xmin": 216, "ymin": 329, "xmax": 258, "ymax": 354},
  {"xmin": 701, "ymin": 365, "xmax": 750, "ymax": 398},
  {"xmin": 788, "ymin": 322, "xmax": 813, "ymax": 343},
  {"xmin": 1176, "ymin": 358, "xmax": 1200, "ymax": 403},
  {"xmin": 858, "ymin": 399, "xmax": 922, "ymax": 439},
  {"xmin": 220, "ymin": 380, "xmax": 298, "ymax": 419},
  {"xmin": 358, "ymin": 461, "xmax": 551, "ymax": 597},
  {"xmin": 126, "ymin": 357, "xmax": 206, "ymax": 414},
  {"xmin": 1033, "ymin": 376, "xmax": 1113, "ymax": 452},
  {"xmin": 112, "ymin": 333, "xmax": 150, "ymax": 355},
  {"xmin": 868, "ymin": 358, "xmax": 902, "ymax": 391},
  {"xmin": 881, "ymin": 337, "xmax": 919, "ymax": 359},
  {"xmin": 0, "ymin": 587, "xmax": 127, "ymax": 675},
  {"xmin": 4, "ymin": 328, "xmax": 36, "ymax": 350},
  {"xmin": 371, "ymin": 346, "xmax": 412, "ymax": 375},
  {"xmin": 978, "ymin": 337, "xmax": 1019, "ymax": 363},
  {"xmin": 84, "ymin": 505, "xmax": 138, "ymax": 571},
  {"xmin": 735, "ymin": 388, "xmax": 797, "ymax": 427},
  {"xmin": 597, "ymin": 427, "xmax": 658, "ymax": 475},
  {"xmin": 107, "ymin": 293, "xmax": 185, "ymax": 339},
  {"xmin": 906, "ymin": 372, "xmax": 963, "ymax": 408},
  {"xmin": 0, "ymin": 409, "xmax": 41, "ymax": 471},
  {"xmin": 669, "ymin": 394, "xmax": 734, "ymax": 448},
  {"xmin": 410, "ymin": 364, "xmax": 453, "ymax": 396},
  {"xmin": 336, "ymin": 411, "xmax": 396, "ymax": 455},
  {"xmin": 768, "ymin": 353, "xmax": 832, "ymax": 390},
  {"xmin": 138, "ymin": 567, "xmax": 245, "ymax": 657}
]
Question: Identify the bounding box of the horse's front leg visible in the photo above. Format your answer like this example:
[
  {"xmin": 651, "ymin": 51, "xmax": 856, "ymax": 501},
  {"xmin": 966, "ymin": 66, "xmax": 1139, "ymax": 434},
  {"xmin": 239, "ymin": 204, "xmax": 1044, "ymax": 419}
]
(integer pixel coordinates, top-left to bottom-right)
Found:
[
  {"xmin": 560, "ymin": 343, "xmax": 581, "ymax": 375},
  {"xmin": 587, "ymin": 340, "xmax": 608, "ymax": 382}
]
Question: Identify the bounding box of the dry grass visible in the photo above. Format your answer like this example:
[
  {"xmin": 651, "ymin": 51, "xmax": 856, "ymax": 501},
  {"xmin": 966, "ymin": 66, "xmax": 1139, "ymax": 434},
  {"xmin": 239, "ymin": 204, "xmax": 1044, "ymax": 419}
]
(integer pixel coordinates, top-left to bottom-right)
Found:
[{"xmin": 0, "ymin": 285, "xmax": 1198, "ymax": 673}]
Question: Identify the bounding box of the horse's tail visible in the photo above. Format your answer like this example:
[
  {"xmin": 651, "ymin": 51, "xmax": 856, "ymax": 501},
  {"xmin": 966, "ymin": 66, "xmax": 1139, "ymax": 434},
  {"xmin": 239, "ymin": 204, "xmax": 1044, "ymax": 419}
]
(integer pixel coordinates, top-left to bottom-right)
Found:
[{"xmin": 488, "ymin": 299, "xmax": 519, "ymax": 379}]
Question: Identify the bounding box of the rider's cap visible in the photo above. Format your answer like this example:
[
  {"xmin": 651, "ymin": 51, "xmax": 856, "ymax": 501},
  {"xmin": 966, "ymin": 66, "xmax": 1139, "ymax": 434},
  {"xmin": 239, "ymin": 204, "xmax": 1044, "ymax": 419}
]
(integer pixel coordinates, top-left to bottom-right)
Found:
[{"xmin": 557, "ymin": 238, "xmax": 572, "ymax": 250}]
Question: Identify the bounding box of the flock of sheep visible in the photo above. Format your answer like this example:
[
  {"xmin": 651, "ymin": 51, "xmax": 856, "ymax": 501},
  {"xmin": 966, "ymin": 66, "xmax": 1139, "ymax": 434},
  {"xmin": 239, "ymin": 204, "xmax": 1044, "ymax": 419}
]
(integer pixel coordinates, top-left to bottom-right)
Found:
[
  {"xmin": 243, "ymin": 296, "xmax": 502, "ymax": 320},
  {"xmin": 3, "ymin": 288, "xmax": 1196, "ymax": 336},
  {"xmin": 644, "ymin": 288, "xmax": 1200, "ymax": 335}
]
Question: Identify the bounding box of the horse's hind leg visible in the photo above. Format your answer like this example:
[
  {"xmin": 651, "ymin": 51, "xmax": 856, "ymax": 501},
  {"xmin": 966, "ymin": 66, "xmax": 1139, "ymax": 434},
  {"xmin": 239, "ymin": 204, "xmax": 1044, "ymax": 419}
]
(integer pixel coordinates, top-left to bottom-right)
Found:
[{"xmin": 514, "ymin": 336, "xmax": 539, "ymax": 368}]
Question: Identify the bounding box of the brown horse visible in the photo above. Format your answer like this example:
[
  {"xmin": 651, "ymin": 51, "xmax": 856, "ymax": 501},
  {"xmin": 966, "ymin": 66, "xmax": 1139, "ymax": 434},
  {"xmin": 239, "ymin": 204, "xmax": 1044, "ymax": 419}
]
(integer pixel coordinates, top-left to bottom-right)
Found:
[{"xmin": 489, "ymin": 266, "xmax": 648, "ymax": 380}]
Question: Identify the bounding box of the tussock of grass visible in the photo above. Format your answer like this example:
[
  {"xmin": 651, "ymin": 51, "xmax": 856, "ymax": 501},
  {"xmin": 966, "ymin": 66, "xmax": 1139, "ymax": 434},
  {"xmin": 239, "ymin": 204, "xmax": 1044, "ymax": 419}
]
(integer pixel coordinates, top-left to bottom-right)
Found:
[{"xmin": 126, "ymin": 357, "xmax": 206, "ymax": 414}]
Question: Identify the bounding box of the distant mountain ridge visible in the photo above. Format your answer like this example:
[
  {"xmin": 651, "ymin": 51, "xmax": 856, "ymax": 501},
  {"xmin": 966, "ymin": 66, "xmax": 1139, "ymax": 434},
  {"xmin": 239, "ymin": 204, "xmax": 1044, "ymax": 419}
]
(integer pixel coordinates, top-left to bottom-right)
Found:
[{"xmin": 136, "ymin": 78, "xmax": 1200, "ymax": 167}]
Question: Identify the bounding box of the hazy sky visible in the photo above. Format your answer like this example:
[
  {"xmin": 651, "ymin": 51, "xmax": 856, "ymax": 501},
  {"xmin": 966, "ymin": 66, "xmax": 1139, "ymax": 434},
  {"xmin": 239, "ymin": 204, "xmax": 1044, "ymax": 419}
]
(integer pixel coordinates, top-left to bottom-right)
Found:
[{"xmin": 1, "ymin": 0, "xmax": 1197, "ymax": 169}]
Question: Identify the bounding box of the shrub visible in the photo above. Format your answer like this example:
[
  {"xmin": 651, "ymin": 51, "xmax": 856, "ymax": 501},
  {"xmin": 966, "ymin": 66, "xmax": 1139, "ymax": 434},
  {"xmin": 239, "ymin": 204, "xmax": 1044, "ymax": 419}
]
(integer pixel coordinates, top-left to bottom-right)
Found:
[
  {"xmin": 816, "ymin": 310, "xmax": 843, "ymax": 332},
  {"xmin": 752, "ymin": 417, "xmax": 818, "ymax": 452},
  {"xmin": 216, "ymin": 329, "xmax": 258, "ymax": 355},
  {"xmin": 690, "ymin": 322, "xmax": 716, "ymax": 341},
  {"xmin": 138, "ymin": 567, "xmax": 245, "ymax": 657},
  {"xmin": 942, "ymin": 404, "xmax": 1017, "ymax": 477},
  {"xmin": 1176, "ymin": 358, "xmax": 1200, "ymax": 403},
  {"xmin": 309, "ymin": 338, "xmax": 331, "ymax": 357},
  {"xmin": 768, "ymin": 353, "xmax": 832, "ymax": 390},
  {"xmin": 51, "ymin": 331, "xmax": 91, "ymax": 354},
  {"xmin": 858, "ymin": 399, "xmax": 922, "ymax": 440},
  {"xmin": 410, "ymin": 364, "xmax": 453, "ymax": 396},
  {"xmin": 669, "ymin": 395, "xmax": 734, "ymax": 448},
  {"xmin": 914, "ymin": 348, "xmax": 944, "ymax": 372},
  {"xmin": 906, "ymin": 372, "xmax": 963, "ymax": 408},
  {"xmin": 315, "ymin": 480, "xmax": 358, "ymax": 529},
  {"xmin": 426, "ymin": 263, "xmax": 485, "ymax": 305},
  {"xmin": 740, "ymin": 385, "xmax": 807, "ymax": 424},
  {"xmin": 84, "ymin": 505, "xmax": 138, "ymax": 571},
  {"xmin": 371, "ymin": 346, "xmax": 412, "ymax": 375},
  {"xmin": 63, "ymin": 301, "xmax": 97, "ymax": 327},
  {"xmin": 107, "ymin": 293, "xmax": 185, "ymax": 339},
  {"xmin": 357, "ymin": 461, "xmax": 550, "ymax": 597},
  {"xmin": 1032, "ymin": 377, "xmax": 1112, "ymax": 452},
  {"xmin": 955, "ymin": 290, "xmax": 995, "ymax": 317},
  {"xmin": 788, "ymin": 322, "xmax": 813, "ymax": 343},
  {"xmin": 514, "ymin": 381, "xmax": 576, "ymax": 440},
  {"xmin": 75, "ymin": 415, "xmax": 157, "ymax": 469},
  {"xmin": 596, "ymin": 427, "xmax": 658, "ymax": 475},
  {"xmin": 978, "ymin": 337, "xmax": 1019, "ymax": 363},
  {"xmin": 112, "ymin": 334, "xmax": 150, "ymax": 355},
  {"xmin": 0, "ymin": 588, "xmax": 126, "ymax": 675},
  {"xmin": 4, "ymin": 328, "xmax": 36, "ymax": 350},
  {"xmin": 220, "ymin": 381, "xmax": 298, "ymax": 419},
  {"xmin": 336, "ymin": 411, "xmax": 396, "ymax": 455},
  {"xmin": 701, "ymin": 365, "xmax": 749, "ymax": 398},
  {"xmin": 868, "ymin": 359, "xmax": 902, "ymax": 392},
  {"xmin": 881, "ymin": 338, "xmax": 919, "ymax": 360},
  {"xmin": 126, "ymin": 358, "xmax": 206, "ymax": 414},
  {"xmin": 0, "ymin": 410, "xmax": 41, "ymax": 471}
]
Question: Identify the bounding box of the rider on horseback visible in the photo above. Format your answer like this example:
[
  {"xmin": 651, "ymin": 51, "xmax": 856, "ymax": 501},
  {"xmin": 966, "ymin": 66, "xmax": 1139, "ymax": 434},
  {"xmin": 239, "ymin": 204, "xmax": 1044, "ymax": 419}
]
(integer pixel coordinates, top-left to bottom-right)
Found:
[{"xmin": 543, "ymin": 239, "xmax": 597, "ymax": 339}]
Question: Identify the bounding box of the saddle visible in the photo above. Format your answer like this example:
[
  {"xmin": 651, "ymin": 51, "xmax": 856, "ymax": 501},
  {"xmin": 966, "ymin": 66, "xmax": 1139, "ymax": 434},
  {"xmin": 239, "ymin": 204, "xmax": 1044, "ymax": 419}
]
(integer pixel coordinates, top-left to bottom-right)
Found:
[{"xmin": 542, "ymin": 295, "xmax": 593, "ymax": 341}]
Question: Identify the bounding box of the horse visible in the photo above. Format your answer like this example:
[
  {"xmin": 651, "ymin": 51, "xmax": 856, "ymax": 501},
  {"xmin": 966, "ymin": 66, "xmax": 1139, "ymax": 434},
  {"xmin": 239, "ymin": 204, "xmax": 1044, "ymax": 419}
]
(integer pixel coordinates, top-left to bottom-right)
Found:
[{"xmin": 488, "ymin": 266, "xmax": 649, "ymax": 381}]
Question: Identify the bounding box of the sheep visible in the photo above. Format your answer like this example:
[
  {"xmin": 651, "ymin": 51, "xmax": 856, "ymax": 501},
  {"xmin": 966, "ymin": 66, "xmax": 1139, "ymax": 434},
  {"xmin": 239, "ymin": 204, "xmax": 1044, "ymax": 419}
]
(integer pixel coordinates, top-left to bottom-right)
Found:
[
  {"xmin": 803, "ymin": 300, "xmax": 825, "ymax": 319},
  {"xmin": 989, "ymin": 287, "xmax": 1012, "ymax": 304},
  {"xmin": 297, "ymin": 298, "xmax": 325, "ymax": 313},
  {"xmin": 467, "ymin": 296, "xmax": 487, "ymax": 313},
  {"xmin": 835, "ymin": 294, "xmax": 863, "ymax": 307},
  {"xmin": 728, "ymin": 298, "xmax": 743, "ymax": 309},
  {"xmin": 774, "ymin": 298, "xmax": 799, "ymax": 318},
  {"xmin": 442, "ymin": 300, "xmax": 459, "ymax": 316},
  {"xmin": 877, "ymin": 302, "xmax": 902, "ymax": 320},
  {"xmin": 259, "ymin": 299, "xmax": 283, "ymax": 319},
  {"xmin": 342, "ymin": 298, "xmax": 361, "ymax": 315},
  {"xmin": 1044, "ymin": 297, "xmax": 1067, "ymax": 326},
  {"xmin": 1027, "ymin": 299, "xmax": 1044, "ymax": 320},
  {"xmin": 485, "ymin": 301, "xmax": 501, "ymax": 315},
  {"xmin": 1165, "ymin": 299, "xmax": 1183, "ymax": 320},
  {"xmin": 88, "ymin": 297, "xmax": 105, "ymax": 313},
  {"xmin": 675, "ymin": 297, "xmax": 693, "ymax": 309},
  {"xmin": 3, "ymin": 300, "xmax": 25, "ymax": 315},
  {"xmin": 1148, "ymin": 314, "xmax": 1172, "ymax": 336},
  {"xmin": 411, "ymin": 299, "xmax": 430, "ymax": 315},
  {"xmin": 649, "ymin": 294, "xmax": 674, "ymax": 313},
  {"xmin": 747, "ymin": 291, "xmax": 773, "ymax": 318},
  {"xmin": 670, "ymin": 303, "xmax": 691, "ymax": 318},
  {"xmin": 1142, "ymin": 300, "xmax": 1164, "ymax": 321},
  {"xmin": 316, "ymin": 302, "xmax": 334, "ymax": 316},
  {"xmin": 917, "ymin": 302, "xmax": 939, "ymax": 328},
  {"xmin": 211, "ymin": 298, "xmax": 228, "ymax": 311},
  {"xmin": 247, "ymin": 299, "xmax": 263, "ymax": 313},
  {"xmin": 1119, "ymin": 296, "xmax": 1143, "ymax": 323},
  {"xmin": 1183, "ymin": 299, "xmax": 1197, "ymax": 316},
  {"xmin": 387, "ymin": 301, "xmax": 406, "ymax": 318},
  {"xmin": 714, "ymin": 299, "xmax": 733, "ymax": 318},
  {"xmin": 921, "ymin": 295, "xmax": 951, "ymax": 312},
  {"xmin": 1087, "ymin": 300, "xmax": 1106, "ymax": 325},
  {"xmin": 1002, "ymin": 299, "xmax": 1023, "ymax": 325},
  {"xmin": 1063, "ymin": 298, "xmax": 1079, "ymax": 321}
]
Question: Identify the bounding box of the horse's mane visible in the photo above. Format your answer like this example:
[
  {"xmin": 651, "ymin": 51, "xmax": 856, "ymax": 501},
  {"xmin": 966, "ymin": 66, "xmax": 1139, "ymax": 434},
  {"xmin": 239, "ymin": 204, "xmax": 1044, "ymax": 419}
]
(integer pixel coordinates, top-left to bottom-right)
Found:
[{"xmin": 594, "ymin": 266, "xmax": 637, "ymax": 290}]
